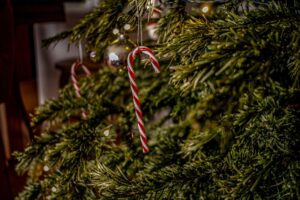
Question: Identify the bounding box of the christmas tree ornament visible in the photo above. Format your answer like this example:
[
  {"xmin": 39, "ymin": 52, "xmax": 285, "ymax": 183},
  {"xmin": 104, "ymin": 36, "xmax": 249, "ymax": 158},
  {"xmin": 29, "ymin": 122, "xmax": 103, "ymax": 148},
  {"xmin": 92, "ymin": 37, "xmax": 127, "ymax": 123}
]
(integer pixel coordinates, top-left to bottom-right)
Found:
[
  {"xmin": 146, "ymin": 22, "xmax": 159, "ymax": 40},
  {"xmin": 147, "ymin": 0, "xmax": 164, "ymax": 18},
  {"xmin": 71, "ymin": 60, "xmax": 91, "ymax": 119},
  {"xmin": 127, "ymin": 46, "xmax": 160, "ymax": 153},
  {"xmin": 104, "ymin": 34, "xmax": 135, "ymax": 69},
  {"xmin": 151, "ymin": 0, "xmax": 162, "ymax": 7},
  {"xmin": 151, "ymin": 9, "xmax": 163, "ymax": 18},
  {"xmin": 89, "ymin": 50, "xmax": 97, "ymax": 62},
  {"xmin": 104, "ymin": 25, "xmax": 135, "ymax": 70}
]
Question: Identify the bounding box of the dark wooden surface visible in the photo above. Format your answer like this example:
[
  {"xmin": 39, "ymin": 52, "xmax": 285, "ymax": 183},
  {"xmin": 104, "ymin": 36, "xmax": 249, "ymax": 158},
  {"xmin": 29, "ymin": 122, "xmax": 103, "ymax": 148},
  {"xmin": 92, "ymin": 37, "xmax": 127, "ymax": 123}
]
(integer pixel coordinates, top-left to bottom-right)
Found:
[
  {"xmin": 0, "ymin": 129, "xmax": 13, "ymax": 200},
  {"xmin": 13, "ymin": 1, "xmax": 65, "ymax": 24},
  {"xmin": 0, "ymin": 0, "xmax": 14, "ymax": 103},
  {"xmin": 0, "ymin": 0, "xmax": 65, "ymax": 198}
]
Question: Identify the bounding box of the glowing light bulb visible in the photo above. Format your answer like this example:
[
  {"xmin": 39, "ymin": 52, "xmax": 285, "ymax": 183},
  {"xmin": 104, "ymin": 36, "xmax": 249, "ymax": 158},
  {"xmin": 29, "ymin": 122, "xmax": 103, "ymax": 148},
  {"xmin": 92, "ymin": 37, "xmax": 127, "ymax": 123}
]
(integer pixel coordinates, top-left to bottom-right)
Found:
[
  {"xmin": 202, "ymin": 6, "xmax": 209, "ymax": 13},
  {"xmin": 104, "ymin": 129, "xmax": 110, "ymax": 136},
  {"xmin": 113, "ymin": 28, "xmax": 119, "ymax": 35},
  {"xmin": 43, "ymin": 165, "xmax": 49, "ymax": 172},
  {"xmin": 124, "ymin": 24, "xmax": 131, "ymax": 30}
]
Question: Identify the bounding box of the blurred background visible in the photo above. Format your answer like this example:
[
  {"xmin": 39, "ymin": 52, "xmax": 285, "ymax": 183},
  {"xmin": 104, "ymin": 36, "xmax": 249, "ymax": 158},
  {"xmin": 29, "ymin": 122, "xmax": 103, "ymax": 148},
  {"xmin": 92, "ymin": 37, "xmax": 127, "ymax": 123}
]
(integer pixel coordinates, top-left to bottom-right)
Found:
[{"xmin": 0, "ymin": 0, "xmax": 98, "ymax": 198}]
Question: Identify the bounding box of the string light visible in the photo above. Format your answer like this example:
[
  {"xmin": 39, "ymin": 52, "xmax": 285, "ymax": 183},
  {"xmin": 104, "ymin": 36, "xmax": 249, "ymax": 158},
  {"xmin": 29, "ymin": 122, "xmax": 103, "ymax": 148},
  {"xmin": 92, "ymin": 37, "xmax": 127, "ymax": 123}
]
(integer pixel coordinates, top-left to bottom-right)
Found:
[
  {"xmin": 124, "ymin": 24, "xmax": 131, "ymax": 31},
  {"xmin": 201, "ymin": 5, "xmax": 210, "ymax": 13},
  {"xmin": 113, "ymin": 28, "xmax": 119, "ymax": 35},
  {"xmin": 43, "ymin": 165, "xmax": 49, "ymax": 172},
  {"xmin": 104, "ymin": 129, "xmax": 110, "ymax": 136}
]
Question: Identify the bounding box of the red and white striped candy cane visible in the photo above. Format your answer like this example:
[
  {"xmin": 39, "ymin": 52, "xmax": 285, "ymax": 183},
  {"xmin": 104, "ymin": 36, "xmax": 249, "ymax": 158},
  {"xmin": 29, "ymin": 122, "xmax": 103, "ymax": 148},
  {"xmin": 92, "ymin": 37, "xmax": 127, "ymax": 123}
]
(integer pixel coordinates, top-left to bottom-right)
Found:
[
  {"xmin": 71, "ymin": 60, "xmax": 91, "ymax": 119},
  {"xmin": 127, "ymin": 46, "xmax": 160, "ymax": 153}
]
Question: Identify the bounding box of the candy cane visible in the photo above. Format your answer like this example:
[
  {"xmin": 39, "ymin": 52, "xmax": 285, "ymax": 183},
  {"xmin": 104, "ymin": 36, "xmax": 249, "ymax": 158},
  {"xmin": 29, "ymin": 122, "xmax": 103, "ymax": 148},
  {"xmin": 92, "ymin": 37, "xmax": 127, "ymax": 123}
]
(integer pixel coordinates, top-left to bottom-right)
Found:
[
  {"xmin": 71, "ymin": 60, "xmax": 91, "ymax": 119},
  {"xmin": 127, "ymin": 46, "xmax": 160, "ymax": 153}
]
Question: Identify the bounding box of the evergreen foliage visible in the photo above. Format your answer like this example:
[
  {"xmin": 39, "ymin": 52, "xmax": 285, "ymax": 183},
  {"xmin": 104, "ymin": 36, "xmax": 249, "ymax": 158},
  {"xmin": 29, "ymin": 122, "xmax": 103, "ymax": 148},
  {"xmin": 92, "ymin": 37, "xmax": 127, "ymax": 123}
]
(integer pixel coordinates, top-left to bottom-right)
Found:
[{"xmin": 15, "ymin": 0, "xmax": 300, "ymax": 199}]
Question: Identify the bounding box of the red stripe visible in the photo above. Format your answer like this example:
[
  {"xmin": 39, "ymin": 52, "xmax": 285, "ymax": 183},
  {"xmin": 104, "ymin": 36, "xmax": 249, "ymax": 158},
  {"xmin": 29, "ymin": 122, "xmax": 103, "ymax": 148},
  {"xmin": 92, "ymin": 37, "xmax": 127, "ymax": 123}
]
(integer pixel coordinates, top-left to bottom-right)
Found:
[
  {"xmin": 138, "ymin": 122, "xmax": 145, "ymax": 132},
  {"xmin": 133, "ymin": 95, "xmax": 141, "ymax": 106},
  {"xmin": 136, "ymin": 108, "xmax": 143, "ymax": 120},
  {"xmin": 140, "ymin": 135, "xmax": 148, "ymax": 152},
  {"xmin": 150, "ymin": 57, "xmax": 160, "ymax": 71},
  {"xmin": 144, "ymin": 47, "xmax": 154, "ymax": 54},
  {"xmin": 141, "ymin": 139, "xmax": 147, "ymax": 147},
  {"xmin": 129, "ymin": 53, "xmax": 135, "ymax": 65},
  {"xmin": 136, "ymin": 48, "xmax": 160, "ymax": 71},
  {"xmin": 135, "ymin": 48, "xmax": 143, "ymax": 55},
  {"xmin": 141, "ymin": 47, "xmax": 154, "ymax": 55},
  {"xmin": 129, "ymin": 69, "xmax": 136, "ymax": 81},
  {"xmin": 75, "ymin": 60, "xmax": 81, "ymax": 69},
  {"xmin": 131, "ymin": 82, "xmax": 139, "ymax": 94}
]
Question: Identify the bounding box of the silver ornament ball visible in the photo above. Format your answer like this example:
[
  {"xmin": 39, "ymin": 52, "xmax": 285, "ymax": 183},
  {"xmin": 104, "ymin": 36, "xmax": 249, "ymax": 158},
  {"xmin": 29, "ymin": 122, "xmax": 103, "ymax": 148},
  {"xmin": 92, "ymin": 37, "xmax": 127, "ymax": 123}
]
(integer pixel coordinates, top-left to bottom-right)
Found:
[
  {"xmin": 104, "ymin": 34, "xmax": 134, "ymax": 68},
  {"xmin": 89, "ymin": 50, "xmax": 97, "ymax": 62}
]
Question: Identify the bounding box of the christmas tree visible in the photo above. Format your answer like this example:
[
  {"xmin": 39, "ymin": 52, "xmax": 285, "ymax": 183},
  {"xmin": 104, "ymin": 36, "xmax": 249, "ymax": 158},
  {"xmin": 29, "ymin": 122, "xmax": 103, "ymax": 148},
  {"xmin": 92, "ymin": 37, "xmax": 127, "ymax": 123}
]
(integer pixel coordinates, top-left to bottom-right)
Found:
[{"xmin": 15, "ymin": 0, "xmax": 300, "ymax": 199}]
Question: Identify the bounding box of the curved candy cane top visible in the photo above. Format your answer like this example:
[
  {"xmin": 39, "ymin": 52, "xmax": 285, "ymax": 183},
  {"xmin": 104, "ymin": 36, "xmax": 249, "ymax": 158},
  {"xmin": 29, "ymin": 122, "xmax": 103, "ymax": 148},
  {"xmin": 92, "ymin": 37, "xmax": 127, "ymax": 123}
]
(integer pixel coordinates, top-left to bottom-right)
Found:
[
  {"xmin": 71, "ymin": 60, "xmax": 91, "ymax": 119},
  {"xmin": 127, "ymin": 46, "xmax": 160, "ymax": 153},
  {"xmin": 128, "ymin": 46, "xmax": 160, "ymax": 74}
]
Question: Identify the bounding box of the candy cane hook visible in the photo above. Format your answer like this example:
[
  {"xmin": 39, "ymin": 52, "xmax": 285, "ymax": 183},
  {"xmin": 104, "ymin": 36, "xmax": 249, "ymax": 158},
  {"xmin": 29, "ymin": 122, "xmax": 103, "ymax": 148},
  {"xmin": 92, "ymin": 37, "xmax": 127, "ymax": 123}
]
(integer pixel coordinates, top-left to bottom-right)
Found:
[
  {"xmin": 71, "ymin": 60, "xmax": 91, "ymax": 119},
  {"xmin": 127, "ymin": 46, "xmax": 160, "ymax": 153}
]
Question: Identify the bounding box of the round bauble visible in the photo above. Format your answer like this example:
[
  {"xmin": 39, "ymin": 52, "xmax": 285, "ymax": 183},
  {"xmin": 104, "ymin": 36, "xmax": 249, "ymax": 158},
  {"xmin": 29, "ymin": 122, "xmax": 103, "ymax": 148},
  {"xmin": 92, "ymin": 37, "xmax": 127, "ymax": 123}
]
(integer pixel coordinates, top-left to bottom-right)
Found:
[
  {"xmin": 146, "ymin": 22, "xmax": 159, "ymax": 40},
  {"xmin": 89, "ymin": 50, "xmax": 98, "ymax": 63},
  {"xmin": 104, "ymin": 34, "xmax": 135, "ymax": 69}
]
